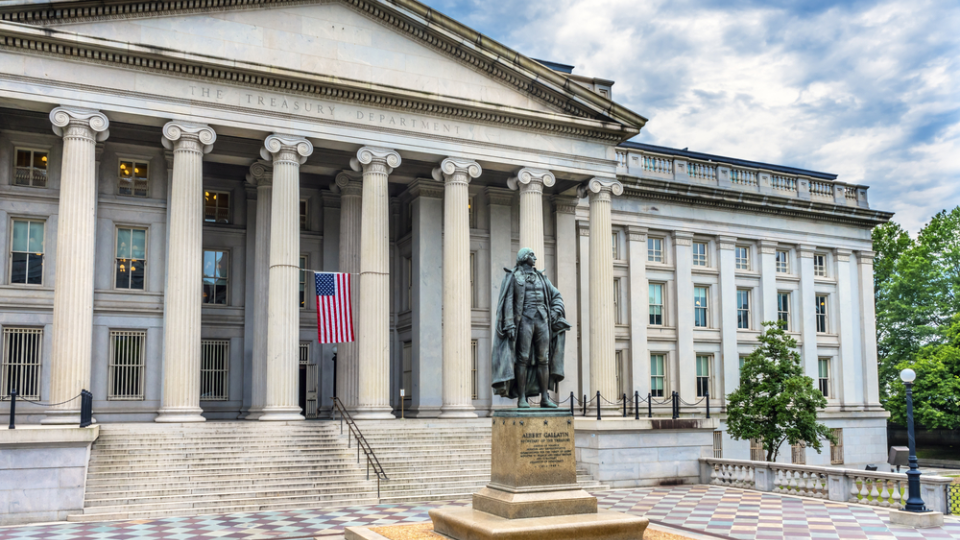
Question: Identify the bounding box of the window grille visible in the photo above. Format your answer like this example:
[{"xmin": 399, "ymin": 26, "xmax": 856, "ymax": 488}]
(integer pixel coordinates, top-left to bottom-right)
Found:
[
  {"xmin": 613, "ymin": 278, "xmax": 622, "ymax": 324},
  {"xmin": 118, "ymin": 160, "xmax": 149, "ymax": 197},
  {"xmin": 611, "ymin": 232, "xmax": 619, "ymax": 260},
  {"xmin": 647, "ymin": 237, "xmax": 663, "ymax": 262},
  {"xmin": 109, "ymin": 330, "xmax": 145, "ymax": 400},
  {"xmin": 736, "ymin": 289, "xmax": 750, "ymax": 329},
  {"xmin": 203, "ymin": 190, "xmax": 230, "ymax": 224},
  {"xmin": 471, "ymin": 339, "xmax": 479, "ymax": 400},
  {"xmin": 750, "ymin": 438, "xmax": 765, "ymax": 461},
  {"xmin": 818, "ymin": 358, "xmax": 831, "ymax": 398},
  {"xmin": 776, "ymin": 250, "xmax": 789, "ymax": 273},
  {"xmin": 693, "ymin": 242, "xmax": 707, "ymax": 266},
  {"xmin": 735, "ymin": 247, "xmax": 749, "ymax": 270},
  {"xmin": 299, "ymin": 342, "xmax": 310, "ymax": 365},
  {"xmin": 115, "ymin": 228, "xmax": 147, "ymax": 290},
  {"xmin": 200, "ymin": 339, "xmax": 229, "ymax": 401},
  {"xmin": 648, "ymin": 284, "xmax": 664, "ymax": 325},
  {"xmin": 696, "ymin": 355, "xmax": 711, "ymax": 397},
  {"xmin": 615, "ymin": 350, "xmax": 624, "ymax": 397},
  {"xmin": 777, "ymin": 292, "xmax": 791, "ymax": 330},
  {"xmin": 816, "ymin": 295, "xmax": 828, "ymax": 333},
  {"xmin": 10, "ymin": 220, "xmax": 44, "ymax": 285},
  {"xmin": 830, "ymin": 428, "xmax": 844, "ymax": 464},
  {"xmin": 792, "ymin": 441, "xmax": 807, "ymax": 464},
  {"xmin": 15, "ymin": 149, "xmax": 48, "ymax": 187},
  {"xmin": 694, "ymin": 287, "xmax": 708, "ymax": 327},
  {"xmin": 650, "ymin": 354, "xmax": 665, "ymax": 397},
  {"xmin": 300, "ymin": 199, "xmax": 309, "ymax": 231},
  {"xmin": 402, "ymin": 342, "xmax": 412, "ymax": 401},
  {"xmin": 814, "ymin": 254, "xmax": 826, "ymax": 277},
  {"xmin": 299, "ymin": 256, "xmax": 307, "ymax": 309},
  {"xmin": 1, "ymin": 328, "xmax": 42, "ymax": 400},
  {"xmin": 713, "ymin": 431, "xmax": 723, "ymax": 459},
  {"xmin": 202, "ymin": 250, "xmax": 228, "ymax": 304}
]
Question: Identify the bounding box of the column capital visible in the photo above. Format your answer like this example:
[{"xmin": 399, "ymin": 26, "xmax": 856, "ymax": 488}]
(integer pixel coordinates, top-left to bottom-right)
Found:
[
  {"xmin": 507, "ymin": 167, "xmax": 555, "ymax": 192},
  {"xmin": 760, "ymin": 239, "xmax": 779, "ymax": 255},
  {"xmin": 486, "ymin": 186, "xmax": 514, "ymax": 207},
  {"xmin": 718, "ymin": 236, "xmax": 738, "ymax": 251},
  {"xmin": 673, "ymin": 230, "xmax": 694, "ymax": 247},
  {"xmin": 245, "ymin": 159, "xmax": 273, "ymax": 187},
  {"xmin": 835, "ymin": 248, "xmax": 852, "ymax": 262},
  {"xmin": 799, "ymin": 244, "xmax": 818, "ymax": 258},
  {"xmin": 857, "ymin": 249, "xmax": 876, "ymax": 263},
  {"xmin": 351, "ymin": 146, "xmax": 401, "ymax": 174},
  {"xmin": 577, "ymin": 177, "xmax": 623, "ymax": 199},
  {"xmin": 627, "ymin": 225, "xmax": 648, "ymax": 243},
  {"xmin": 50, "ymin": 106, "xmax": 110, "ymax": 142},
  {"xmin": 335, "ymin": 170, "xmax": 363, "ymax": 197},
  {"xmin": 553, "ymin": 196, "xmax": 579, "ymax": 215},
  {"xmin": 162, "ymin": 121, "xmax": 216, "ymax": 153},
  {"xmin": 406, "ymin": 178, "xmax": 445, "ymax": 199},
  {"xmin": 262, "ymin": 134, "xmax": 313, "ymax": 164},
  {"xmin": 432, "ymin": 157, "xmax": 481, "ymax": 184}
]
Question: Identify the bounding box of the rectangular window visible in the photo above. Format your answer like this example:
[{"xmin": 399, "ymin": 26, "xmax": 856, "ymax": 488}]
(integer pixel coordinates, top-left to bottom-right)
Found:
[
  {"xmin": 200, "ymin": 339, "xmax": 229, "ymax": 401},
  {"xmin": 777, "ymin": 292, "xmax": 791, "ymax": 330},
  {"xmin": 647, "ymin": 237, "xmax": 663, "ymax": 262},
  {"xmin": 203, "ymin": 191, "xmax": 230, "ymax": 224},
  {"xmin": 470, "ymin": 252, "xmax": 477, "ymax": 308},
  {"xmin": 648, "ymin": 283, "xmax": 663, "ymax": 325},
  {"xmin": 10, "ymin": 220, "xmax": 44, "ymax": 285},
  {"xmin": 818, "ymin": 357, "xmax": 831, "ymax": 398},
  {"xmin": 713, "ymin": 431, "xmax": 723, "ymax": 459},
  {"xmin": 735, "ymin": 246, "xmax": 749, "ymax": 270},
  {"xmin": 108, "ymin": 330, "xmax": 145, "ymax": 400},
  {"xmin": 402, "ymin": 341, "xmax": 412, "ymax": 401},
  {"xmin": 468, "ymin": 196, "xmax": 476, "ymax": 229},
  {"xmin": 736, "ymin": 289, "xmax": 750, "ymax": 329},
  {"xmin": 300, "ymin": 199, "xmax": 309, "ymax": 231},
  {"xmin": 692, "ymin": 242, "xmax": 708, "ymax": 266},
  {"xmin": 750, "ymin": 437, "xmax": 765, "ymax": 461},
  {"xmin": 615, "ymin": 350, "xmax": 625, "ymax": 397},
  {"xmin": 694, "ymin": 286, "xmax": 708, "ymax": 327},
  {"xmin": 299, "ymin": 256, "xmax": 308, "ymax": 309},
  {"xmin": 830, "ymin": 428, "xmax": 844, "ymax": 464},
  {"xmin": 613, "ymin": 278, "xmax": 622, "ymax": 324},
  {"xmin": 739, "ymin": 356, "xmax": 747, "ymax": 371},
  {"xmin": 776, "ymin": 250, "xmax": 789, "ymax": 273},
  {"xmin": 202, "ymin": 250, "xmax": 229, "ymax": 305},
  {"xmin": 816, "ymin": 295, "xmax": 828, "ymax": 333},
  {"xmin": 791, "ymin": 442, "xmax": 807, "ymax": 464},
  {"xmin": 650, "ymin": 354, "xmax": 665, "ymax": 397},
  {"xmin": 1, "ymin": 328, "xmax": 42, "ymax": 400},
  {"xmin": 471, "ymin": 339, "xmax": 479, "ymax": 400},
  {"xmin": 612, "ymin": 232, "xmax": 619, "ymax": 260},
  {"xmin": 405, "ymin": 257, "xmax": 412, "ymax": 310},
  {"xmin": 814, "ymin": 254, "xmax": 826, "ymax": 277},
  {"xmin": 118, "ymin": 160, "xmax": 148, "ymax": 197},
  {"xmin": 299, "ymin": 342, "xmax": 310, "ymax": 365},
  {"xmin": 696, "ymin": 355, "xmax": 711, "ymax": 397},
  {"xmin": 115, "ymin": 228, "xmax": 146, "ymax": 290},
  {"xmin": 14, "ymin": 149, "xmax": 47, "ymax": 187}
]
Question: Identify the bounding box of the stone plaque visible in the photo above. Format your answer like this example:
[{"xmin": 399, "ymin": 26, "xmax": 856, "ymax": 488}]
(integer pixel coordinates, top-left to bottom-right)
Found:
[{"xmin": 489, "ymin": 409, "xmax": 578, "ymax": 491}]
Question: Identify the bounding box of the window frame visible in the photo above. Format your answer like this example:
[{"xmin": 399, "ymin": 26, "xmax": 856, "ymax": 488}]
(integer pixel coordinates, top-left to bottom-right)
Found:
[
  {"xmin": 13, "ymin": 147, "xmax": 49, "ymax": 188},
  {"xmin": 818, "ymin": 357, "xmax": 831, "ymax": 398},
  {"xmin": 613, "ymin": 277, "xmax": 622, "ymax": 325},
  {"xmin": 815, "ymin": 295, "xmax": 828, "ymax": 333},
  {"xmin": 735, "ymin": 246, "xmax": 750, "ymax": 270},
  {"xmin": 775, "ymin": 250, "xmax": 790, "ymax": 273},
  {"xmin": 202, "ymin": 249, "xmax": 230, "ymax": 306},
  {"xmin": 736, "ymin": 289, "xmax": 751, "ymax": 330},
  {"xmin": 200, "ymin": 339, "xmax": 230, "ymax": 401},
  {"xmin": 695, "ymin": 354, "xmax": 712, "ymax": 398},
  {"xmin": 694, "ymin": 286, "xmax": 709, "ymax": 328},
  {"xmin": 402, "ymin": 341, "xmax": 412, "ymax": 401},
  {"xmin": 203, "ymin": 189, "xmax": 232, "ymax": 224},
  {"xmin": 114, "ymin": 226, "xmax": 148, "ymax": 291},
  {"xmin": 692, "ymin": 242, "xmax": 708, "ymax": 267},
  {"xmin": 299, "ymin": 198, "xmax": 309, "ymax": 231},
  {"xmin": 650, "ymin": 353, "xmax": 666, "ymax": 398},
  {"xmin": 612, "ymin": 231, "xmax": 620, "ymax": 260},
  {"xmin": 647, "ymin": 237, "xmax": 663, "ymax": 263},
  {"xmin": 117, "ymin": 158, "xmax": 150, "ymax": 198},
  {"xmin": 107, "ymin": 329, "xmax": 146, "ymax": 401},
  {"xmin": 9, "ymin": 218, "xmax": 45, "ymax": 286},
  {"xmin": 777, "ymin": 291, "xmax": 791, "ymax": 331},
  {"xmin": 648, "ymin": 282, "xmax": 664, "ymax": 326},
  {"xmin": 299, "ymin": 255, "xmax": 308, "ymax": 309},
  {"xmin": 470, "ymin": 251, "xmax": 477, "ymax": 309},
  {"xmin": 1, "ymin": 327, "xmax": 43, "ymax": 400},
  {"xmin": 814, "ymin": 253, "xmax": 827, "ymax": 277}
]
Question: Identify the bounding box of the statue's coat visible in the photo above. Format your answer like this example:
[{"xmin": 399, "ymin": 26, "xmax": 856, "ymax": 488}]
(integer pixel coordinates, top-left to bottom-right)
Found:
[{"xmin": 491, "ymin": 266, "xmax": 571, "ymax": 399}]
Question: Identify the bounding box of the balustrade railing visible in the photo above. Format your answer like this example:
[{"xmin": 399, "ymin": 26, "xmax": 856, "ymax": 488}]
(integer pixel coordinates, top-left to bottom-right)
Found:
[
  {"xmin": 642, "ymin": 155, "xmax": 673, "ymax": 175},
  {"xmin": 688, "ymin": 162, "xmax": 716, "ymax": 181},
  {"xmin": 709, "ymin": 459, "xmax": 757, "ymax": 489},
  {"xmin": 809, "ymin": 180, "xmax": 833, "ymax": 198},
  {"xmin": 770, "ymin": 463, "xmax": 828, "ymax": 499},
  {"xmin": 615, "ymin": 149, "xmax": 627, "ymax": 169},
  {"xmin": 729, "ymin": 169, "xmax": 757, "ymax": 187},
  {"xmin": 771, "ymin": 175, "xmax": 797, "ymax": 192}
]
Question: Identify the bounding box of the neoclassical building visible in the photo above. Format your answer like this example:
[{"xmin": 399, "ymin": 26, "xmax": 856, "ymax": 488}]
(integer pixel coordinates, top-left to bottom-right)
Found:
[{"xmin": 0, "ymin": 0, "xmax": 891, "ymax": 465}]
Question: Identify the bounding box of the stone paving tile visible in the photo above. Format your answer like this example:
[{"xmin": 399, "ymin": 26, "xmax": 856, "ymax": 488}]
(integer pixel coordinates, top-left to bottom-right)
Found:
[{"xmin": 0, "ymin": 486, "xmax": 958, "ymax": 539}]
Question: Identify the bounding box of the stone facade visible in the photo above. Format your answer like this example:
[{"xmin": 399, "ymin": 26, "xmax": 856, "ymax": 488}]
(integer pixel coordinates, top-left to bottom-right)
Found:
[{"xmin": 0, "ymin": 0, "xmax": 889, "ymax": 465}]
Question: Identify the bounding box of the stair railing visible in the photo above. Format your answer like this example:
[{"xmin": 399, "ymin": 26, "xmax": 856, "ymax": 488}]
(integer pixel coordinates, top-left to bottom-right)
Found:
[{"xmin": 330, "ymin": 396, "xmax": 388, "ymax": 499}]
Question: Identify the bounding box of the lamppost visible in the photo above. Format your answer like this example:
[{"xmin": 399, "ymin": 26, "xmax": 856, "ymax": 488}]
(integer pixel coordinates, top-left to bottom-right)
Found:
[{"xmin": 900, "ymin": 368, "xmax": 926, "ymax": 512}]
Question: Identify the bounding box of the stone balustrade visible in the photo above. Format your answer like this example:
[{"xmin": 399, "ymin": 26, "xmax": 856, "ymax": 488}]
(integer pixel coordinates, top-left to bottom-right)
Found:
[
  {"xmin": 701, "ymin": 458, "xmax": 952, "ymax": 513},
  {"xmin": 616, "ymin": 148, "xmax": 870, "ymax": 209}
]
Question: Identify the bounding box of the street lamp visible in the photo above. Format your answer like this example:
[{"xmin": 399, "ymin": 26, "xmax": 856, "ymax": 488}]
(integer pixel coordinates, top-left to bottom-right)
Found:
[{"xmin": 900, "ymin": 368, "xmax": 926, "ymax": 512}]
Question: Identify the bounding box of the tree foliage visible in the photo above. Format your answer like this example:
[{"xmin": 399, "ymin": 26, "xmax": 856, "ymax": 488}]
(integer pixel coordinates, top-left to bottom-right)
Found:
[
  {"xmin": 726, "ymin": 322, "xmax": 834, "ymax": 462},
  {"xmin": 885, "ymin": 316, "xmax": 960, "ymax": 429}
]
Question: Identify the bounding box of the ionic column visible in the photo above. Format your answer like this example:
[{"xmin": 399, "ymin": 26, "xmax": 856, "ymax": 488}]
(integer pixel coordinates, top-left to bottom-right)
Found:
[
  {"xmin": 835, "ymin": 248, "xmax": 857, "ymax": 407},
  {"xmin": 578, "ymin": 178, "xmax": 623, "ymax": 403},
  {"xmin": 260, "ymin": 134, "xmax": 314, "ymax": 421},
  {"xmin": 433, "ymin": 158, "xmax": 481, "ymax": 418},
  {"xmin": 798, "ymin": 245, "xmax": 819, "ymax": 384},
  {"xmin": 244, "ymin": 160, "xmax": 273, "ymax": 420},
  {"xmin": 674, "ymin": 231, "xmax": 696, "ymax": 401},
  {"xmin": 154, "ymin": 122, "xmax": 216, "ymax": 423},
  {"xmin": 858, "ymin": 250, "xmax": 881, "ymax": 409},
  {"xmin": 627, "ymin": 226, "xmax": 649, "ymax": 397},
  {"xmin": 335, "ymin": 170, "xmax": 362, "ymax": 411},
  {"xmin": 719, "ymin": 236, "xmax": 740, "ymax": 399},
  {"xmin": 508, "ymin": 168, "xmax": 555, "ymax": 260},
  {"xmin": 351, "ymin": 147, "xmax": 401, "ymax": 419},
  {"xmin": 554, "ymin": 197, "xmax": 580, "ymax": 399},
  {"xmin": 42, "ymin": 107, "xmax": 109, "ymax": 425},
  {"xmin": 760, "ymin": 240, "xmax": 779, "ymax": 322}
]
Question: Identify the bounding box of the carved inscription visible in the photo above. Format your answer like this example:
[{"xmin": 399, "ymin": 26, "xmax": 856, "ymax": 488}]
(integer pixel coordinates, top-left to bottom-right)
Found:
[{"xmin": 519, "ymin": 430, "xmax": 572, "ymax": 470}]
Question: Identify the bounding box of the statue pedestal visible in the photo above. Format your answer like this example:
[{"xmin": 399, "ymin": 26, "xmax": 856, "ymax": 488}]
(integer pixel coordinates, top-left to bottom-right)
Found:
[{"xmin": 430, "ymin": 409, "xmax": 648, "ymax": 540}]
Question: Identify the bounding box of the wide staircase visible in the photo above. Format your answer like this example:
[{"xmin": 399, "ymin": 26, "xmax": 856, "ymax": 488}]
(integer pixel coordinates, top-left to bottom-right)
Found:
[{"xmin": 71, "ymin": 418, "xmax": 605, "ymax": 521}]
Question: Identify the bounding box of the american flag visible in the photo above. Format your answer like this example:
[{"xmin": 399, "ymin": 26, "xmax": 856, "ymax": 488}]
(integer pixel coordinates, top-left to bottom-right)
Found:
[{"xmin": 314, "ymin": 272, "xmax": 354, "ymax": 344}]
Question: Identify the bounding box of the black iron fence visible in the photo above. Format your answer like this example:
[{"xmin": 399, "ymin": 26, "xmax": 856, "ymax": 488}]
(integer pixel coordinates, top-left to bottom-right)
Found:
[
  {"xmin": 948, "ymin": 483, "xmax": 959, "ymax": 515},
  {"xmin": 527, "ymin": 390, "xmax": 712, "ymax": 420},
  {"xmin": 5, "ymin": 389, "xmax": 92, "ymax": 429}
]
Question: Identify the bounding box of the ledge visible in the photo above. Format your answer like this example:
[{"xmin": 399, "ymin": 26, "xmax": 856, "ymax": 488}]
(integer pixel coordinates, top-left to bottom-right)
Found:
[{"xmin": 0, "ymin": 425, "xmax": 99, "ymax": 448}]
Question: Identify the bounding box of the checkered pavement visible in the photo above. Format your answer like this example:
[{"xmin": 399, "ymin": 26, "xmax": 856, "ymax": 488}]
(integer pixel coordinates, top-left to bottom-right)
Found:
[{"xmin": 1, "ymin": 486, "xmax": 958, "ymax": 540}]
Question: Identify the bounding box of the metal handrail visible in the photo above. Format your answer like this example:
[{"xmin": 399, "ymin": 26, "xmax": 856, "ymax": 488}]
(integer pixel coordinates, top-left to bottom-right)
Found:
[{"xmin": 330, "ymin": 396, "xmax": 388, "ymax": 499}]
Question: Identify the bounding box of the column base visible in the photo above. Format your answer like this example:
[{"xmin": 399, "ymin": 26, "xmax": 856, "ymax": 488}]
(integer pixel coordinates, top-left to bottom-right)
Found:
[
  {"xmin": 241, "ymin": 407, "xmax": 264, "ymax": 420},
  {"xmin": 352, "ymin": 407, "xmax": 395, "ymax": 420},
  {"xmin": 259, "ymin": 406, "xmax": 305, "ymax": 421},
  {"xmin": 439, "ymin": 405, "xmax": 478, "ymax": 419},
  {"xmin": 155, "ymin": 407, "xmax": 206, "ymax": 423}
]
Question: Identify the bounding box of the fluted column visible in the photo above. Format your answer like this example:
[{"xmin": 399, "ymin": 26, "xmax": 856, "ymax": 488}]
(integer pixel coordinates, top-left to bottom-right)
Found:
[
  {"xmin": 579, "ymin": 178, "xmax": 623, "ymax": 404},
  {"xmin": 508, "ymin": 168, "xmax": 555, "ymax": 261},
  {"xmin": 434, "ymin": 158, "xmax": 481, "ymax": 418},
  {"xmin": 335, "ymin": 170, "xmax": 363, "ymax": 411},
  {"xmin": 154, "ymin": 122, "xmax": 216, "ymax": 423},
  {"xmin": 858, "ymin": 250, "xmax": 881, "ymax": 409},
  {"xmin": 243, "ymin": 160, "xmax": 273, "ymax": 420},
  {"xmin": 260, "ymin": 134, "xmax": 314, "ymax": 421},
  {"xmin": 41, "ymin": 107, "xmax": 109, "ymax": 424},
  {"xmin": 351, "ymin": 147, "xmax": 401, "ymax": 419}
]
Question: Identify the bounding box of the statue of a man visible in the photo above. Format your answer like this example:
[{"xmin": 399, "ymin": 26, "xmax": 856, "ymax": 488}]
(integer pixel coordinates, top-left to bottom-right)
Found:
[{"xmin": 491, "ymin": 248, "xmax": 571, "ymax": 408}]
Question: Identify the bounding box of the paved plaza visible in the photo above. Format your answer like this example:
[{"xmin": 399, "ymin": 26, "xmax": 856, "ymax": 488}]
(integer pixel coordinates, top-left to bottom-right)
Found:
[{"xmin": 1, "ymin": 486, "xmax": 958, "ymax": 540}]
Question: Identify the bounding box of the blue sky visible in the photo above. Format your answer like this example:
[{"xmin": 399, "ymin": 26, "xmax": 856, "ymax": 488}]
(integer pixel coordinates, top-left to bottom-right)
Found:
[{"xmin": 421, "ymin": 0, "xmax": 960, "ymax": 233}]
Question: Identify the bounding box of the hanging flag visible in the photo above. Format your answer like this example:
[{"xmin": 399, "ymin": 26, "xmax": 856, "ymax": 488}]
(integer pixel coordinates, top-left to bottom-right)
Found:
[{"xmin": 314, "ymin": 272, "xmax": 354, "ymax": 344}]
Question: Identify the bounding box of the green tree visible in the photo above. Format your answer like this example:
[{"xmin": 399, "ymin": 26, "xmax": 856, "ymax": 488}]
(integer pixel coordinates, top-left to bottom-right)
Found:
[
  {"xmin": 886, "ymin": 316, "xmax": 960, "ymax": 430},
  {"xmin": 726, "ymin": 322, "xmax": 834, "ymax": 462}
]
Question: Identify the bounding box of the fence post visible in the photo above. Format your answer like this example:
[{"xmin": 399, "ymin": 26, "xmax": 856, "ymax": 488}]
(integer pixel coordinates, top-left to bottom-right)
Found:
[
  {"xmin": 582, "ymin": 394, "xmax": 586, "ymax": 416},
  {"xmin": 596, "ymin": 391, "xmax": 601, "ymax": 420},
  {"xmin": 705, "ymin": 391, "xmax": 710, "ymax": 419},
  {"xmin": 622, "ymin": 393, "xmax": 627, "ymax": 417},
  {"xmin": 672, "ymin": 391, "xmax": 679, "ymax": 419},
  {"xmin": 79, "ymin": 390, "xmax": 93, "ymax": 428},
  {"xmin": 634, "ymin": 391, "xmax": 639, "ymax": 420},
  {"xmin": 569, "ymin": 391, "xmax": 575, "ymax": 416},
  {"xmin": 7, "ymin": 390, "xmax": 15, "ymax": 430},
  {"xmin": 648, "ymin": 392, "xmax": 652, "ymax": 418}
]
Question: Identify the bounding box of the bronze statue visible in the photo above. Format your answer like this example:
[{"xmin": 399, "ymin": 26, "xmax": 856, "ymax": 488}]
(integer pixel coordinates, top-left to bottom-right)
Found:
[{"xmin": 491, "ymin": 248, "xmax": 571, "ymax": 408}]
